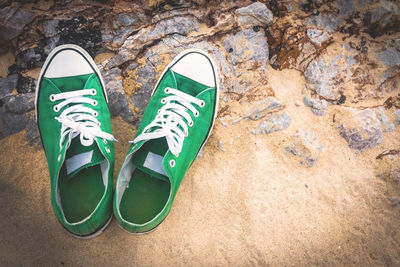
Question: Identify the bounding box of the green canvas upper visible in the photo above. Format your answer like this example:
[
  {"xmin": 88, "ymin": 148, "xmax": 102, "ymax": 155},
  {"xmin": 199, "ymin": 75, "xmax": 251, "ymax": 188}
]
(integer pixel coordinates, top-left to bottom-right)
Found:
[
  {"xmin": 114, "ymin": 52, "xmax": 218, "ymax": 233},
  {"xmin": 36, "ymin": 49, "xmax": 115, "ymax": 236}
]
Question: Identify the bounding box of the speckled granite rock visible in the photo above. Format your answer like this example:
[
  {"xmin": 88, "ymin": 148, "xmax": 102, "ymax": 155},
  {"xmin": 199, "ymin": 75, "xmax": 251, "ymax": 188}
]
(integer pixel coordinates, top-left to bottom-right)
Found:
[
  {"xmin": 100, "ymin": 67, "xmax": 133, "ymax": 123},
  {"xmin": 306, "ymin": 13, "xmax": 344, "ymax": 33},
  {"xmin": 339, "ymin": 109, "xmax": 383, "ymax": 153},
  {"xmin": 0, "ymin": 5, "xmax": 34, "ymax": 42},
  {"xmin": 235, "ymin": 1, "xmax": 273, "ymax": 28},
  {"xmin": 252, "ymin": 112, "xmax": 291, "ymax": 134},
  {"xmin": 0, "ymin": 74, "xmax": 18, "ymax": 99},
  {"xmin": 303, "ymin": 96, "xmax": 328, "ymax": 116}
]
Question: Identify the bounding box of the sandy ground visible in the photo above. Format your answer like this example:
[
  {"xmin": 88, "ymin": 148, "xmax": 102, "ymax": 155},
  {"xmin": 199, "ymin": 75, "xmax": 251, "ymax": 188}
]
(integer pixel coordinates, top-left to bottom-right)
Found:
[{"xmin": 1, "ymin": 66, "xmax": 400, "ymax": 266}]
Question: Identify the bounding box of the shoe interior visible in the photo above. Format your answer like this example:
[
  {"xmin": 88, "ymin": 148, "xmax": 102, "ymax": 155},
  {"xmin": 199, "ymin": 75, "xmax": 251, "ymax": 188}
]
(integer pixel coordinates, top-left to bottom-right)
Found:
[
  {"xmin": 58, "ymin": 137, "xmax": 106, "ymax": 223},
  {"xmin": 119, "ymin": 138, "xmax": 171, "ymax": 225},
  {"xmin": 59, "ymin": 164, "xmax": 105, "ymax": 223}
]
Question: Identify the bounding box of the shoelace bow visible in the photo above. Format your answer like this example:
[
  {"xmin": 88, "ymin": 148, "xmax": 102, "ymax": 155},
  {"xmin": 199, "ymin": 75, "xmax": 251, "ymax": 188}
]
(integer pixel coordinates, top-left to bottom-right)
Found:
[
  {"xmin": 51, "ymin": 88, "xmax": 117, "ymax": 149},
  {"xmin": 132, "ymin": 87, "xmax": 204, "ymax": 157}
]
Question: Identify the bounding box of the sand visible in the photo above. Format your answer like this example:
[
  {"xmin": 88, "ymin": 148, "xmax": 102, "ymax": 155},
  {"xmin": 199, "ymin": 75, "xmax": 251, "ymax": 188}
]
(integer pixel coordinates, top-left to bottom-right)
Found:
[{"xmin": 1, "ymin": 66, "xmax": 399, "ymax": 266}]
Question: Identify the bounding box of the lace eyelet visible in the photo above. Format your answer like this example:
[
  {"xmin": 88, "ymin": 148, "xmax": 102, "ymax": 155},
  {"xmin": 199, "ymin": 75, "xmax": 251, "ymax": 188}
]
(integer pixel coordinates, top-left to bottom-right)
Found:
[
  {"xmin": 157, "ymin": 110, "xmax": 161, "ymax": 114},
  {"xmin": 103, "ymin": 139, "xmax": 108, "ymax": 144},
  {"xmin": 169, "ymin": 159, "xmax": 175, "ymax": 167},
  {"xmin": 94, "ymin": 111, "xmax": 98, "ymax": 117},
  {"xmin": 164, "ymin": 87, "xmax": 170, "ymax": 94},
  {"xmin": 188, "ymin": 121, "xmax": 193, "ymax": 127},
  {"xmin": 194, "ymin": 111, "xmax": 199, "ymax": 117},
  {"xmin": 53, "ymin": 106, "xmax": 59, "ymax": 112},
  {"xmin": 91, "ymin": 89, "xmax": 97, "ymax": 95},
  {"xmin": 199, "ymin": 100, "xmax": 205, "ymax": 108},
  {"xmin": 105, "ymin": 147, "xmax": 110, "ymax": 153},
  {"xmin": 50, "ymin": 94, "xmax": 56, "ymax": 102},
  {"xmin": 184, "ymin": 132, "xmax": 188, "ymax": 137},
  {"xmin": 97, "ymin": 121, "xmax": 102, "ymax": 127},
  {"xmin": 161, "ymin": 98, "xmax": 167, "ymax": 104},
  {"xmin": 92, "ymin": 100, "xmax": 98, "ymax": 106}
]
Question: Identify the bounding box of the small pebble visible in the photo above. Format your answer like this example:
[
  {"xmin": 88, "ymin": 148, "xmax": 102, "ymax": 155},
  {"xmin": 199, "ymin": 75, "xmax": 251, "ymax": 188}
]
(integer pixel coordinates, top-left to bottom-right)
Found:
[
  {"xmin": 221, "ymin": 121, "xmax": 229, "ymax": 127},
  {"xmin": 217, "ymin": 141, "xmax": 226, "ymax": 152}
]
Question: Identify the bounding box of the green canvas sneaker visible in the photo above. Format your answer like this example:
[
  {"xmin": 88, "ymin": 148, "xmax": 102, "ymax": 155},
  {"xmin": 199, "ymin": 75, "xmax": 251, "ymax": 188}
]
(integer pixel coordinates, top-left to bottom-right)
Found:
[
  {"xmin": 114, "ymin": 49, "xmax": 219, "ymax": 233},
  {"xmin": 35, "ymin": 44, "xmax": 116, "ymax": 238}
]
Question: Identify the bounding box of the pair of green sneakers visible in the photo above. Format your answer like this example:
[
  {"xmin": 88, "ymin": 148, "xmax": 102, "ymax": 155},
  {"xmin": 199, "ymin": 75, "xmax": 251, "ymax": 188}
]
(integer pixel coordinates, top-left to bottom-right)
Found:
[{"xmin": 35, "ymin": 44, "xmax": 219, "ymax": 237}]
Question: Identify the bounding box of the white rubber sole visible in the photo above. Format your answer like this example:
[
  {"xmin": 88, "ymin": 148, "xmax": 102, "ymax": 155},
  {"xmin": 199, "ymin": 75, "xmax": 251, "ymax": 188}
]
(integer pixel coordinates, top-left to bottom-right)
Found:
[
  {"xmin": 116, "ymin": 215, "xmax": 166, "ymax": 235},
  {"xmin": 69, "ymin": 215, "xmax": 113, "ymax": 239},
  {"xmin": 35, "ymin": 44, "xmax": 108, "ymax": 121}
]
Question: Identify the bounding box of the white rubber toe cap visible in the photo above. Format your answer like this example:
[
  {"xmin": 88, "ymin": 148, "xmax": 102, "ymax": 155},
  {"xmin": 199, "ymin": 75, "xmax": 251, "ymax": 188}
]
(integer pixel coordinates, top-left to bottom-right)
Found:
[
  {"xmin": 171, "ymin": 51, "xmax": 216, "ymax": 87},
  {"xmin": 43, "ymin": 48, "xmax": 94, "ymax": 78}
]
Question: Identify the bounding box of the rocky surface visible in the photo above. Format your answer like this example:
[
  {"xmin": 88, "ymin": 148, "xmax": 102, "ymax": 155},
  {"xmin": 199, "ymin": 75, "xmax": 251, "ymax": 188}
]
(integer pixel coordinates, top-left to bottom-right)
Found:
[
  {"xmin": 0, "ymin": 0, "xmax": 398, "ymax": 153},
  {"xmin": 1, "ymin": 0, "xmax": 400, "ymax": 265},
  {"xmin": 252, "ymin": 112, "xmax": 291, "ymax": 134},
  {"xmin": 285, "ymin": 129, "xmax": 323, "ymax": 167}
]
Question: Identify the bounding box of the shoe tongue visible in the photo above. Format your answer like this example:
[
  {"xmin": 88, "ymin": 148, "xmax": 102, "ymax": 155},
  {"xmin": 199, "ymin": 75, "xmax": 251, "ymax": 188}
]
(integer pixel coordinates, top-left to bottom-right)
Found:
[
  {"xmin": 65, "ymin": 137, "xmax": 105, "ymax": 180},
  {"xmin": 132, "ymin": 138, "xmax": 170, "ymax": 182},
  {"xmin": 133, "ymin": 151, "xmax": 169, "ymax": 182}
]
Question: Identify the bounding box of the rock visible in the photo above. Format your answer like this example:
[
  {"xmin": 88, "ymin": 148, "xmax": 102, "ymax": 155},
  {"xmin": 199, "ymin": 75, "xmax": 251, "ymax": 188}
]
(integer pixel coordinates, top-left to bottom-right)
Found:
[
  {"xmin": 116, "ymin": 13, "xmax": 142, "ymax": 27},
  {"xmin": 338, "ymin": 109, "xmax": 383, "ymax": 153},
  {"xmin": 217, "ymin": 141, "xmax": 226, "ymax": 152},
  {"xmin": 25, "ymin": 115, "xmax": 41, "ymax": 148},
  {"xmin": 252, "ymin": 112, "xmax": 291, "ymax": 134},
  {"xmin": 363, "ymin": 0, "xmax": 400, "ymax": 38},
  {"xmin": 0, "ymin": 110, "xmax": 29, "ymax": 139},
  {"xmin": 101, "ymin": 67, "xmax": 133, "ymax": 122},
  {"xmin": 222, "ymin": 29, "xmax": 269, "ymax": 93},
  {"xmin": 128, "ymin": 60, "xmax": 157, "ymax": 114},
  {"xmin": 56, "ymin": 17, "xmax": 102, "ymax": 57},
  {"xmin": 0, "ymin": 74, "xmax": 18, "ymax": 99},
  {"xmin": 377, "ymin": 107, "xmax": 394, "ymax": 132},
  {"xmin": 43, "ymin": 19, "xmax": 59, "ymax": 38},
  {"xmin": 307, "ymin": 28, "xmax": 330, "ymax": 45},
  {"xmin": 235, "ymin": 2, "xmax": 273, "ymax": 28},
  {"xmin": 152, "ymin": 15, "xmax": 200, "ymax": 39},
  {"xmin": 306, "ymin": 13, "xmax": 344, "ymax": 33},
  {"xmin": 304, "ymin": 58, "xmax": 338, "ymax": 99},
  {"xmin": 337, "ymin": 94, "xmax": 346, "ymax": 105},
  {"xmin": 4, "ymin": 93, "xmax": 35, "ymax": 114},
  {"xmin": 303, "ymin": 96, "xmax": 328, "ymax": 116},
  {"xmin": 107, "ymin": 15, "xmax": 201, "ymax": 69},
  {"xmin": 336, "ymin": 0, "xmax": 355, "ymax": 18},
  {"xmin": 16, "ymin": 76, "xmax": 36, "ymax": 94},
  {"xmin": 394, "ymin": 109, "xmax": 400, "ymax": 125},
  {"xmin": 285, "ymin": 129, "xmax": 323, "ymax": 167},
  {"xmin": 379, "ymin": 47, "xmax": 400, "ymax": 67},
  {"xmin": 304, "ymin": 52, "xmax": 356, "ymax": 100},
  {"xmin": 16, "ymin": 48, "xmax": 43, "ymax": 70},
  {"xmin": 103, "ymin": 12, "xmax": 149, "ymax": 48},
  {"xmin": 223, "ymin": 29, "xmax": 269, "ymax": 65},
  {"xmin": 248, "ymin": 97, "xmax": 284, "ymax": 120},
  {"xmin": 0, "ymin": 6, "xmax": 34, "ymax": 41},
  {"xmin": 127, "ymin": 15, "xmax": 200, "ymax": 48}
]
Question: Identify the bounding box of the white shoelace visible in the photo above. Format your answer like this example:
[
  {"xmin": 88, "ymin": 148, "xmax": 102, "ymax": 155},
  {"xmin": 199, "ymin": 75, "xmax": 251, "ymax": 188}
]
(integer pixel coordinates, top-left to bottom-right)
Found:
[
  {"xmin": 51, "ymin": 88, "xmax": 116, "ymax": 149},
  {"xmin": 132, "ymin": 87, "xmax": 204, "ymax": 156}
]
